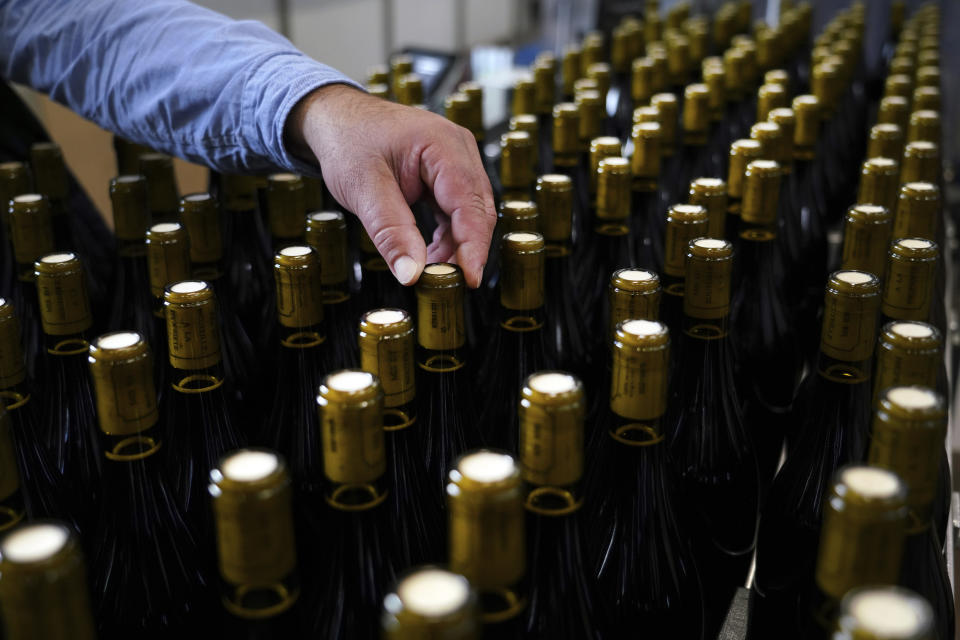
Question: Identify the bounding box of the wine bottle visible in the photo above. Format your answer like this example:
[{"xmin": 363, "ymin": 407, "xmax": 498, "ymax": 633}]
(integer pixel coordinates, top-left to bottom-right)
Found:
[
  {"xmin": 512, "ymin": 77, "xmax": 535, "ymax": 120},
  {"xmin": 0, "ymin": 406, "xmax": 25, "ymax": 532},
  {"xmin": 723, "ymin": 138, "xmax": 763, "ymax": 242},
  {"xmin": 660, "ymin": 204, "xmax": 708, "ymax": 335},
  {"xmin": 107, "ymin": 176, "xmax": 157, "ymax": 349},
  {"xmin": 869, "ymin": 386, "xmax": 955, "ymax": 639},
  {"xmin": 875, "ymin": 321, "xmax": 946, "ymax": 402},
  {"xmin": 88, "ymin": 331, "xmax": 207, "ymax": 636},
  {"xmin": 532, "ymin": 53, "xmax": 556, "ymax": 145},
  {"xmin": 584, "ymin": 318, "xmax": 705, "ymax": 638},
  {"xmin": 0, "ymin": 161, "xmax": 30, "ymax": 300},
  {"xmin": 688, "ymin": 177, "xmax": 727, "ymax": 241},
  {"xmin": 259, "ymin": 245, "xmax": 327, "ymax": 497},
  {"xmin": 701, "ymin": 61, "xmax": 728, "ymax": 174},
  {"xmin": 381, "ymin": 566, "xmax": 480, "ymax": 639},
  {"xmin": 220, "ymin": 174, "xmax": 273, "ymax": 339},
  {"xmin": 587, "ymin": 136, "xmax": 621, "ymax": 216},
  {"xmin": 477, "ymin": 232, "xmax": 555, "ymax": 451},
  {"xmin": 138, "ymin": 152, "xmax": 180, "ymax": 223},
  {"xmin": 668, "ymin": 237, "xmax": 759, "ymax": 634},
  {"xmin": 536, "ymin": 175, "xmax": 591, "ymax": 376},
  {"xmin": 7, "ymin": 194, "xmax": 54, "ymax": 379},
  {"xmin": 0, "ymin": 299, "xmax": 63, "ymax": 522},
  {"xmin": 161, "ymin": 279, "xmax": 244, "ymax": 522},
  {"xmin": 561, "ymin": 45, "xmax": 582, "ymax": 101},
  {"xmin": 630, "ymin": 120, "xmax": 664, "ymax": 269},
  {"xmin": 900, "ymin": 142, "xmax": 940, "ymax": 186},
  {"xmin": 144, "ymin": 221, "xmax": 192, "ymax": 396},
  {"xmin": 580, "ymin": 157, "xmax": 635, "ymax": 322},
  {"xmin": 753, "ymin": 270, "xmax": 881, "ymax": 628},
  {"xmin": 498, "ymin": 131, "xmax": 535, "ymax": 204},
  {"xmin": 0, "ymin": 521, "xmax": 97, "ymax": 640},
  {"xmin": 414, "ymin": 263, "xmax": 477, "ymax": 489},
  {"xmin": 833, "ymin": 586, "xmax": 935, "ymax": 640},
  {"xmin": 33, "ymin": 251, "xmax": 102, "ymax": 537},
  {"xmin": 912, "ymin": 86, "xmax": 940, "ymax": 112},
  {"xmin": 519, "ymin": 372, "xmax": 603, "ymax": 639},
  {"xmin": 880, "ymin": 238, "xmax": 943, "ymax": 331},
  {"xmin": 447, "ymin": 449, "xmax": 526, "ymax": 637},
  {"xmin": 305, "ymin": 211, "xmax": 360, "ymax": 370},
  {"xmin": 359, "ymin": 308, "xmax": 443, "ymax": 565},
  {"xmin": 265, "ymin": 173, "xmax": 306, "ymax": 249},
  {"xmin": 839, "ymin": 204, "xmax": 892, "ymax": 280},
  {"xmin": 877, "ymin": 95, "xmax": 910, "ymax": 133},
  {"xmin": 209, "ymin": 448, "xmax": 302, "ymax": 637},
  {"xmin": 29, "ymin": 142, "xmax": 112, "ymax": 308},
  {"xmin": 906, "ymin": 110, "xmax": 939, "ymax": 147},
  {"xmin": 577, "ymin": 89, "xmax": 604, "ymax": 156},
  {"xmin": 311, "ymin": 370, "xmax": 396, "ymax": 640},
  {"xmin": 730, "ymin": 159, "xmax": 802, "ymax": 483},
  {"xmin": 797, "ymin": 465, "xmax": 908, "ymax": 640},
  {"xmin": 650, "ymin": 92, "xmax": 679, "ymax": 208}
]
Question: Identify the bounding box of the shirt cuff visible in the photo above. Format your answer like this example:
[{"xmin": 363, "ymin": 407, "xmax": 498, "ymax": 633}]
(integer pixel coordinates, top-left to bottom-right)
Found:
[{"xmin": 243, "ymin": 52, "xmax": 364, "ymax": 175}]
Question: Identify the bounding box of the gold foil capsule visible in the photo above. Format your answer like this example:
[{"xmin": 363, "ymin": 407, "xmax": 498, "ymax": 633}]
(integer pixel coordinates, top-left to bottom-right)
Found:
[
  {"xmin": 834, "ymin": 587, "xmax": 934, "ymax": 640},
  {"xmin": 146, "ymin": 222, "xmax": 192, "ymax": 299},
  {"xmin": 209, "ymin": 448, "xmax": 298, "ymax": 616},
  {"xmin": 366, "ymin": 64, "xmax": 389, "ymax": 87},
  {"xmin": 814, "ymin": 465, "xmax": 908, "ymax": 601},
  {"xmin": 702, "ymin": 64, "xmax": 726, "ymax": 121},
  {"xmin": 34, "ymin": 252, "xmax": 92, "ymax": 337},
  {"xmin": 840, "ymin": 204, "xmax": 893, "ymax": 278},
  {"xmin": 632, "ymin": 57, "xmax": 656, "ymax": 103},
  {"xmin": 88, "ymin": 331, "xmax": 158, "ymax": 440},
  {"xmin": 359, "ymin": 309, "xmax": 416, "ymax": 411},
  {"xmin": 498, "ymin": 201, "xmax": 538, "ymax": 235},
  {"xmin": 663, "ymin": 204, "xmax": 708, "ymax": 279},
  {"xmin": 867, "ymin": 124, "xmax": 905, "ymax": 162},
  {"xmin": 551, "ymin": 103, "xmax": 580, "ymax": 163},
  {"xmin": 500, "ymin": 232, "xmax": 545, "ymax": 313},
  {"xmin": 8, "ymin": 194, "xmax": 54, "ymax": 273},
  {"xmin": 881, "ymin": 238, "xmax": 938, "ymax": 321},
  {"xmin": 650, "ymin": 93, "xmax": 678, "ymax": 153},
  {"xmin": 900, "ymin": 141, "xmax": 939, "ymax": 184},
  {"xmin": 609, "ymin": 269, "xmax": 661, "ymax": 334},
  {"xmin": 875, "ymin": 321, "xmax": 942, "ymax": 394},
  {"xmin": 750, "ymin": 121, "xmax": 783, "ymax": 162},
  {"xmin": 499, "ymin": 132, "xmax": 534, "ymax": 192},
  {"xmin": 682, "ymin": 84, "xmax": 710, "ymax": 142},
  {"xmin": 138, "ymin": 152, "xmax": 178, "ymax": 217},
  {"xmin": 179, "ymin": 193, "xmax": 222, "ymax": 266},
  {"xmin": 390, "ymin": 55, "xmax": 414, "ymax": 98},
  {"xmin": 535, "ymin": 175, "xmax": 573, "ymax": 250},
  {"xmin": 907, "ymin": 110, "xmax": 940, "ymax": 144},
  {"xmin": 511, "ymin": 77, "xmax": 536, "ymax": 117},
  {"xmin": 382, "ymin": 567, "xmax": 480, "ymax": 639},
  {"xmin": 791, "ymin": 95, "xmax": 821, "ymax": 154},
  {"xmin": 589, "ymin": 137, "xmax": 621, "ymax": 195},
  {"xmin": 163, "ymin": 280, "xmax": 221, "ymax": 371},
  {"xmin": 305, "ymin": 211, "xmax": 350, "ymax": 293},
  {"xmin": 109, "ymin": 175, "xmax": 150, "ymax": 242},
  {"xmin": 684, "ymin": 238, "xmax": 733, "ymax": 322},
  {"xmin": 740, "ymin": 160, "xmax": 781, "ymax": 227},
  {"xmin": 820, "ymin": 270, "xmax": 881, "ymax": 364},
  {"xmin": 446, "ymin": 449, "xmax": 525, "ymax": 619},
  {"xmin": 727, "ymin": 139, "xmax": 763, "ymax": 201},
  {"xmin": 631, "ymin": 122, "xmax": 662, "ymax": 183},
  {"xmin": 520, "ymin": 372, "xmax": 585, "ymax": 495},
  {"xmin": 877, "ymin": 95, "xmax": 910, "ymax": 132},
  {"xmin": 857, "ymin": 158, "xmax": 900, "ymax": 213},
  {"xmin": 767, "ymin": 108, "xmax": 796, "ymax": 168},
  {"xmin": 689, "ymin": 177, "xmax": 727, "ymax": 239},
  {"xmin": 416, "ymin": 263, "xmax": 466, "ymax": 353},
  {"xmin": 884, "ymin": 73, "xmax": 913, "ymax": 100},
  {"xmin": 756, "ymin": 83, "xmax": 787, "ymax": 122},
  {"xmin": 0, "ymin": 522, "xmax": 97, "ymax": 640},
  {"xmin": 893, "ymin": 182, "xmax": 939, "ymax": 240},
  {"xmin": 317, "ymin": 370, "xmax": 386, "ymax": 502},
  {"xmin": 29, "ymin": 142, "xmax": 68, "ymax": 202},
  {"xmin": 396, "ymin": 73, "xmax": 424, "ymax": 106},
  {"xmin": 912, "ymin": 86, "xmax": 940, "ymax": 111},
  {"xmin": 458, "ymin": 82, "xmax": 484, "ymax": 141},
  {"xmin": 561, "ymin": 45, "xmax": 582, "ymax": 97},
  {"xmin": 445, "ymin": 92, "xmax": 472, "ymax": 130},
  {"xmin": 595, "ymin": 158, "xmax": 630, "ymax": 232},
  {"xmin": 610, "ymin": 319, "xmax": 670, "ymax": 426},
  {"xmin": 266, "ymin": 173, "xmax": 306, "ymax": 241},
  {"xmin": 274, "ymin": 245, "xmax": 324, "ymax": 334},
  {"xmin": 575, "ymin": 90, "xmax": 603, "ymax": 147},
  {"xmin": 870, "ymin": 386, "xmax": 946, "ymax": 523}
]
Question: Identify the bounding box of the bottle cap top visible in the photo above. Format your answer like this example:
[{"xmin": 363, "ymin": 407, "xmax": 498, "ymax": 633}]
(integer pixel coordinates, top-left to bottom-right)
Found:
[
  {"xmin": 611, "ymin": 268, "xmax": 660, "ymax": 291},
  {"xmin": 838, "ymin": 587, "xmax": 934, "ymax": 639},
  {"xmin": 388, "ymin": 567, "xmax": 475, "ymax": 619}
]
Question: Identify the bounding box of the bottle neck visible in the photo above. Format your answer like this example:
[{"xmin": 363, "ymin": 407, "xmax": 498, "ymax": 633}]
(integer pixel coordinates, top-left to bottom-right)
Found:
[{"xmin": 416, "ymin": 344, "xmax": 468, "ymax": 374}]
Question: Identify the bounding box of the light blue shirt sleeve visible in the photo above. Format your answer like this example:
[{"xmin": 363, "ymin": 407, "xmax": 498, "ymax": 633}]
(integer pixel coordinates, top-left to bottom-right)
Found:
[{"xmin": 0, "ymin": 0, "xmax": 363, "ymax": 174}]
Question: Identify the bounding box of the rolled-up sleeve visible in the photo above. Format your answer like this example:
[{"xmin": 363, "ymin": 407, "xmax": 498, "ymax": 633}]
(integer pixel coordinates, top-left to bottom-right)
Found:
[{"xmin": 0, "ymin": 0, "xmax": 361, "ymax": 174}]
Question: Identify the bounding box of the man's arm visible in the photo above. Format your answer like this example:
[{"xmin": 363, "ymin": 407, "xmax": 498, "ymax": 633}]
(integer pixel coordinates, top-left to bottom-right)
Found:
[{"xmin": 0, "ymin": 0, "xmax": 359, "ymax": 174}]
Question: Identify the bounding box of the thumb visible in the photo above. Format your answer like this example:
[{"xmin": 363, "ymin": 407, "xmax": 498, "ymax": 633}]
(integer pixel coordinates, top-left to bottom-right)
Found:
[{"xmin": 351, "ymin": 163, "xmax": 427, "ymax": 286}]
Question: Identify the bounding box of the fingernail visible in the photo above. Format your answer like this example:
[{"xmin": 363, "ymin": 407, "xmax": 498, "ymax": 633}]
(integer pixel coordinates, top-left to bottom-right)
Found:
[{"xmin": 393, "ymin": 255, "xmax": 419, "ymax": 285}]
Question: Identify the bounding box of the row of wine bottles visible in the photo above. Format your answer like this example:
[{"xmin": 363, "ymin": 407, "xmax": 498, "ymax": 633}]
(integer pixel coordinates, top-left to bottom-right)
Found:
[{"xmin": 0, "ymin": 0, "xmax": 954, "ymax": 638}]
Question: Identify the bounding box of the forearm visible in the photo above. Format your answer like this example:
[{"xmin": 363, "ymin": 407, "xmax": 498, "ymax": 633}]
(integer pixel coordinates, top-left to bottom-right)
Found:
[{"xmin": 0, "ymin": 0, "xmax": 361, "ymax": 174}]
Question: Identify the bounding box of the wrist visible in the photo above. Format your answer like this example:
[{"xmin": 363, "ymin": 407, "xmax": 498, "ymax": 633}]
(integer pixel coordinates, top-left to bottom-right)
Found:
[{"xmin": 285, "ymin": 83, "xmax": 364, "ymax": 164}]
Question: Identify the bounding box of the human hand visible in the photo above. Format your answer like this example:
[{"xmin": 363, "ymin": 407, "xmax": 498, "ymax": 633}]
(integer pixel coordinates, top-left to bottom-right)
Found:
[{"xmin": 286, "ymin": 84, "xmax": 495, "ymax": 288}]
